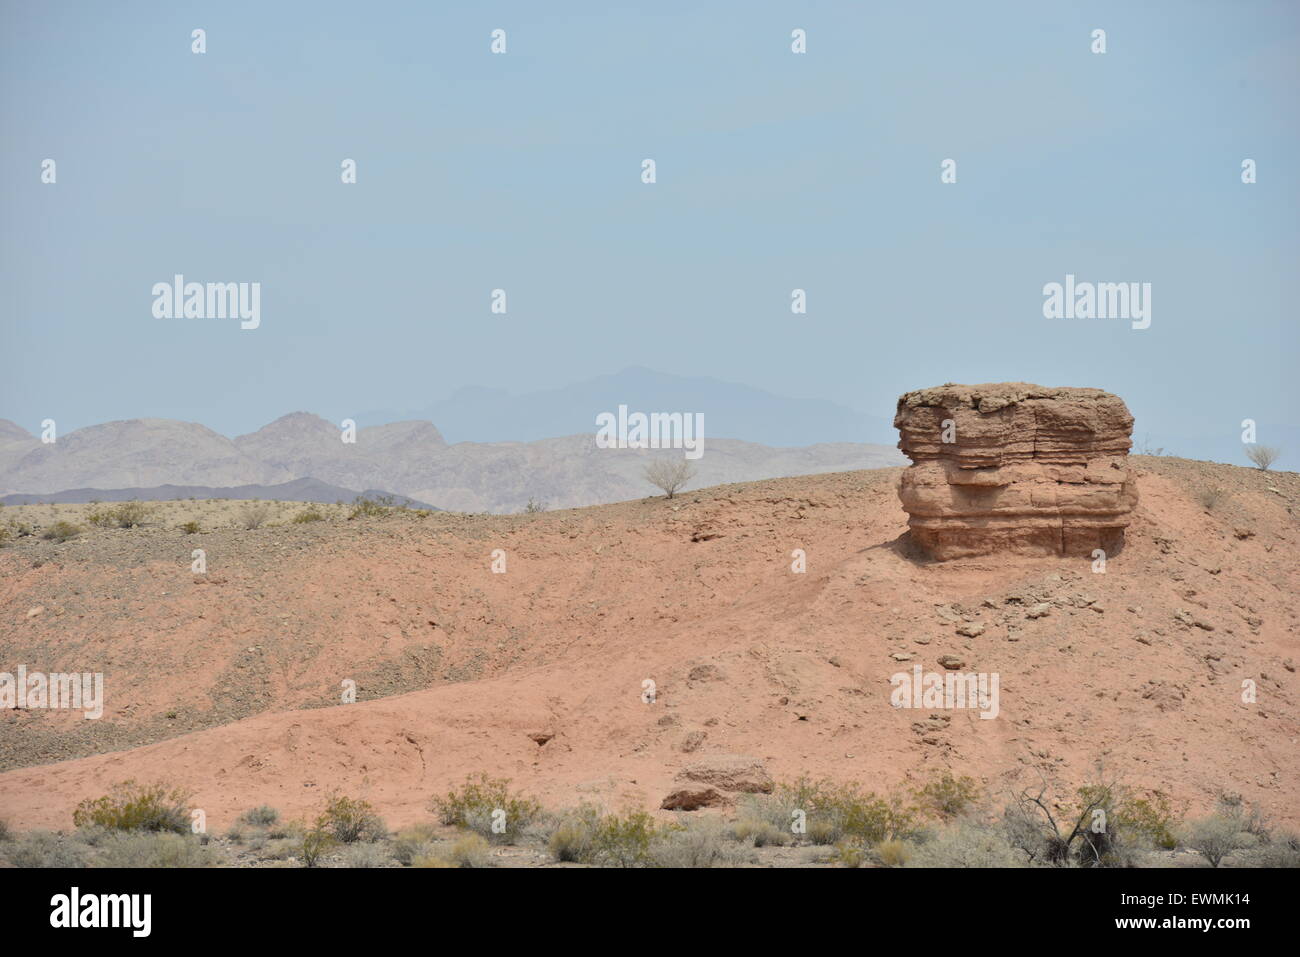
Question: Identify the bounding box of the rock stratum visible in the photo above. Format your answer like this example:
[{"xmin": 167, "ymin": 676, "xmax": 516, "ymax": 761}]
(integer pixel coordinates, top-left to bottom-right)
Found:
[{"xmin": 895, "ymin": 383, "xmax": 1138, "ymax": 560}]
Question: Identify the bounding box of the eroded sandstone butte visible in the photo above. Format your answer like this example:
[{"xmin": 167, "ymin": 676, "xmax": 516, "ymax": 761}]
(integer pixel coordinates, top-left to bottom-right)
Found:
[{"xmin": 894, "ymin": 383, "xmax": 1138, "ymax": 560}]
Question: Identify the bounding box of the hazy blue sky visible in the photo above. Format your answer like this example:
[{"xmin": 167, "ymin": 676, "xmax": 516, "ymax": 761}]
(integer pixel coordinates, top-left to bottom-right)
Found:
[{"xmin": 2, "ymin": 1, "xmax": 1297, "ymax": 466}]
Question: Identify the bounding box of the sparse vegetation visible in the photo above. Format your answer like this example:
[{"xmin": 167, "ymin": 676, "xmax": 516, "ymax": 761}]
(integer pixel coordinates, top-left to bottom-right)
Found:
[
  {"xmin": 643, "ymin": 458, "xmax": 696, "ymax": 499},
  {"xmin": 2, "ymin": 831, "xmax": 91, "ymax": 868},
  {"xmin": 238, "ymin": 805, "xmax": 280, "ymax": 829},
  {"xmin": 433, "ymin": 774, "xmax": 541, "ymax": 844},
  {"xmin": 1244, "ymin": 444, "xmax": 1280, "ymax": 470},
  {"xmin": 913, "ymin": 772, "xmax": 981, "ymax": 821},
  {"xmin": 71, "ymin": 781, "xmax": 192, "ymax": 834},
  {"xmin": 414, "ymin": 833, "xmax": 492, "ymax": 868},
  {"xmin": 41, "ymin": 520, "xmax": 83, "ymax": 542},
  {"xmin": 349, "ymin": 494, "xmax": 398, "ymax": 520},
  {"xmin": 179, "ymin": 519, "xmax": 201, "ymax": 534},
  {"xmin": 1196, "ymin": 485, "xmax": 1228, "ymax": 511},
  {"xmin": 87, "ymin": 501, "xmax": 152, "ymax": 529},
  {"xmin": 97, "ymin": 831, "xmax": 217, "ymax": 868},
  {"xmin": 292, "ymin": 506, "xmax": 325, "ymax": 523},
  {"xmin": 237, "ymin": 502, "xmax": 272, "ymax": 529},
  {"xmin": 522, "ymin": 498, "xmax": 546, "ymax": 514},
  {"xmin": 314, "ymin": 794, "xmax": 386, "ymax": 844},
  {"xmin": 299, "ymin": 824, "xmax": 335, "ymax": 867}
]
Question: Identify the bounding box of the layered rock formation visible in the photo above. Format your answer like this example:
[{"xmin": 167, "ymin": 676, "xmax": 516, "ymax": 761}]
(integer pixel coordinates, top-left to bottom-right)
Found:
[{"xmin": 894, "ymin": 383, "xmax": 1137, "ymax": 560}]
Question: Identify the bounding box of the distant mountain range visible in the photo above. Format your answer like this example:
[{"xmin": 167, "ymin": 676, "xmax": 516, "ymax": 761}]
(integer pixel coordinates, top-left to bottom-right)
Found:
[
  {"xmin": 0, "ymin": 477, "xmax": 438, "ymax": 510},
  {"xmin": 357, "ymin": 366, "xmax": 896, "ymax": 446},
  {"xmin": 0, "ymin": 369, "xmax": 905, "ymax": 512}
]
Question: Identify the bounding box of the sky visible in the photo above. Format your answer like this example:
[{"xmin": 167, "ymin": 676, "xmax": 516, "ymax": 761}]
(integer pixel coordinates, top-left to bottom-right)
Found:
[{"xmin": 1, "ymin": 0, "xmax": 1297, "ymax": 467}]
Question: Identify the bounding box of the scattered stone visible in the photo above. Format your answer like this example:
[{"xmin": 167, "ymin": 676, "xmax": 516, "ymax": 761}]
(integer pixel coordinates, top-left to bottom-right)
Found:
[
  {"xmin": 890, "ymin": 652, "xmax": 914, "ymax": 662},
  {"xmin": 26, "ymin": 606, "xmax": 45, "ymax": 619},
  {"xmin": 680, "ymin": 730, "xmax": 707, "ymax": 753},
  {"xmin": 937, "ymin": 654, "xmax": 966, "ymax": 670},
  {"xmin": 956, "ymin": 621, "xmax": 986, "ymax": 637},
  {"xmin": 1026, "ymin": 603, "xmax": 1052, "ymax": 619}
]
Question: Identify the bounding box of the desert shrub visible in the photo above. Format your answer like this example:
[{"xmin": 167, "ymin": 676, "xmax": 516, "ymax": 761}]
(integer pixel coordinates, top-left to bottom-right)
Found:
[
  {"xmin": 300, "ymin": 826, "xmax": 335, "ymax": 867},
  {"xmin": 257, "ymin": 838, "xmax": 300, "ymax": 862},
  {"xmin": 88, "ymin": 501, "xmax": 152, "ymax": 529},
  {"xmin": 349, "ymin": 495, "xmax": 395, "ymax": 520},
  {"xmin": 1180, "ymin": 797, "xmax": 1258, "ymax": 868},
  {"xmin": 836, "ymin": 841, "xmax": 867, "ymax": 868},
  {"xmin": 1196, "ymin": 486, "xmax": 1228, "ymax": 511},
  {"xmin": 874, "ymin": 838, "xmax": 913, "ymax": 867},
  {"xmin": 3, "ymin": 831, "xmax": 91, "ymax": 868},
  {"xmin": 914, "ymin": 772, "xmax": 981, "ymax": 821},
  {"xmin": 433, "ymin": 774, "xmax": 541, "ymax": 844},
  {"xmin": 1249, "ymin": 831, "xmax": 1300, "ymax": 868},
  {"xmin": 0, "ymin": 525, "xmax": 10, "ymax": 547},
  {"xmin": 340, "ymin": 842, "xmax": 391, "ymax": 868},
  {"xmin": 315, "ymin": 795, "xmax": 386, "ymax": 844},
  {"xmin": 729, "ymin": 817, "xmax": 790, "ymax": 848},
  {"xmin": 96, "ymin": 832, "xmax": 216, "ymax": 868},
  {"xmin": 292, "ymin": 507, "xmax": 325, "ymax": 524},
  {"xmin": 589, "ymin": 811, "xmax": 659, "ymax": 867},
  {"xmin": 648, "ymin": 816, "xmax": 755, "ymax": 868},
  {"xmin": 237, "ymin": 503, "xmax": 272, "ymax": 530},
  {"xmin": 0, "ymin": 819, "xmax": 10, "ymax": 841},
  {"xmin": 1244, "ymin": 445, "xmax": 1280, "ymax": 470},
  {"xmin": 391, "ymin": 823, "xmax": 441, "ymax": 865},
  {"xmin": 41, "ymin": 520, "xmax": 83, "ymax": 543},
  {"xmin": 643, "ymin": 459, "xmax": 696, "ymax": 499},
  {"xmin": 72, "ymin": 781, "xmax": 191, "ymax": 834},
  {"xmin": 238, "ymin": 805, "xmax": 280, "ymax": 828},
  {"xmin": 547, "ymin": 806, "xmax": 602, "ymax": 862},
  {"xmin": 908, "ymin": 824, "xmax": 1021, "ymax": 868},
  {"xmin": 178, "ymin": 520, "xmax": 201, "ymax": 534},
  {"xmin": 522, "ymin": 498, "xmax": 546, "ymax": 514},
  {"xmin": 414, "ymin": 833, "xmax": 492, "ymax": 868}
]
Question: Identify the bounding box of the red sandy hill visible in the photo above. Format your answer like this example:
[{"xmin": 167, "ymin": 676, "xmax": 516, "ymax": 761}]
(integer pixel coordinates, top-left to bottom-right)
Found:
[{"xmin": 0, "ymin": 456, "xmax": 1296, "ymax": 831}]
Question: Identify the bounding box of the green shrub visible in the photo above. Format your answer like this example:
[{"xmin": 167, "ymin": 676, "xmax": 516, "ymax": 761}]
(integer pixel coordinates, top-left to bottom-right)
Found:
[
  {"xmin": 41, "ymin": 520, "xmax": 83, "ymax": 543},
  {"xmin": 548, "ymin": 809, "xmax": 600, "ymax": 862},
  {"xmin": 729, "ymin": 817, "xmax": 790, "ymax": 847},
  {"xmin": 914, "ymin": 772, "xmax": 981, "ymax": 821},
  {"xmin": 300, "ymin": 826, "xmax": 335, "ymax": 867},
  {"xmin": 72, "ymin": 781, "xmax": 191, "ymax": 834},
  {"xmin": 179, "ymin": 520, "xmax": 201, "ymax": 534},
  {"xmin": 433, "ymin": 774, "xmax": 541, "ymax": 844},
  {"xmin": 292, "ymin": 508, "xmax": 325, "ymax": 524},
  {"xmin": 349, "ymin": 495, "xmax": 396, "ymax": 520},
  {"xmin": 590, "ymin": 811, "xmax": 658, "ymax": 867},
  {"xmin": 237, "ymin": 503, "xmax": 272, "ymax": 530},
  {"xmin": 315, "ymin": 795, "xmax": 386, "ymax": 844}
]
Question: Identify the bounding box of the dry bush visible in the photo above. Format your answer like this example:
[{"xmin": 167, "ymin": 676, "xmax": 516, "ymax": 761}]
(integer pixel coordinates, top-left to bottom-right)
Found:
[
  {"xmin": 340, "ymin": 842, "xmax": 391, "ymax": 868},
  {"xmin": 1244, "ymin": 444, "xmax": 1280, "ymax": 470},
  {"xmin": 414, "ymin": 833, "xmax": 492, "ymax": 868},
  {"xmin": 643, "ymin": 459, "xmax": 696, "ymax": 499},
  {"xmin": 391, "ymin": 823, "xmax": 441, "ymax": 865},
  {"xmin": 41, "ymin": 520, "xmax": 83, "ymax": 543},
  {"xmin": 913, "ymin": 771, "xmax": 981, "ymax": 821},
  {"xmin": 648, "ymin": 816, "xmax": 755, "ymax": 868},
  {"xmin": 237, "ymin": 503, "xmax": 273, "ymax": 529},
  {"xmin": 1196, "ymin": 486, "xmax": 1228, "ymax": 511},
  {"xmin": 2, "ymin": 831, "xmax": 91, "ymax": 868},
  {"xmin": 96, "ymin": 832, "xmax": 217, "ymax": 868},
  {"xmin": 292, "ymin": 507, "xmax": 325, "ymax": 524},
  {"xmin": 907, "ymin": 824, "xmax": 1021, "ymax": 868}
]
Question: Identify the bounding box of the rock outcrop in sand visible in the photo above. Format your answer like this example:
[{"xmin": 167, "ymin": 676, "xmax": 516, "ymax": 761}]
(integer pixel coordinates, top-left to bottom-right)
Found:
[{"xmin": 894, "ymin": 383, "xmax": 1138, "ymax": 560}]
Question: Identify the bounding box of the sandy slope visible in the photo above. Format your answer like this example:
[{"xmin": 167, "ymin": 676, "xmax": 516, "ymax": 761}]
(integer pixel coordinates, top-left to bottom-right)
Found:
[{"xmin": 0, "ymin": 457, "xmax": 1296, "ymax": 831}]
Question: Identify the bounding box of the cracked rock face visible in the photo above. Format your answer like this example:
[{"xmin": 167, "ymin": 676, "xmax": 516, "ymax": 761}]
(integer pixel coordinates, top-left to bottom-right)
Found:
[{"xmin": 894, "ymin": 383, "xmax": 1138, "ymax": 560}]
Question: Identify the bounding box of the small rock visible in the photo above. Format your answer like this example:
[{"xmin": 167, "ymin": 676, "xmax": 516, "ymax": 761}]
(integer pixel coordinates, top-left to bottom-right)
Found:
[
  {"xmin": 1026, "ymin": 603, "xmax": 1052, "ymax": 619},
  {"xmin": 680, "ymin": 730, "xmax": 707, "ymax": 753},
  {"xmin": 890, "ymin": 652, "xmax": 914, "ymax": 662},
  {"xmin": 938, "ymin": 655, "xmax": 966, "ymax": 670},
  {"xmin": 660, "ymin": 787, "xmax": 725, "ymax": 811},
  {"xmin": 956, "ymin": 621, "xmax": 985, "ymax": 638}
]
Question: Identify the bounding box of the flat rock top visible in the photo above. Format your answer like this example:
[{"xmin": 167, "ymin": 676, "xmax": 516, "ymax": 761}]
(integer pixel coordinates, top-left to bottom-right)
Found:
[{"xmin": 897, "ymin": 383, "xmax": 1122, "ymax": 415}]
